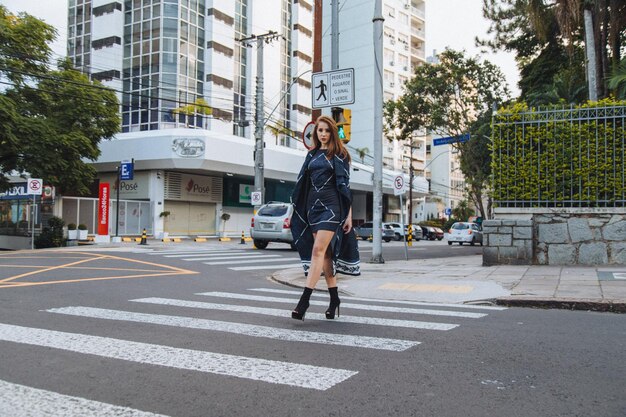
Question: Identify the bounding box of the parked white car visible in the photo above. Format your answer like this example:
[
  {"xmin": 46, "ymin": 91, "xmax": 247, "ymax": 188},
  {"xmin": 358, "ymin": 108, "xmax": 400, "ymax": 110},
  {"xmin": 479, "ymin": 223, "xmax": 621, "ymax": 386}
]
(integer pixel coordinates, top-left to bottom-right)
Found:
[{"xmin": 445, "ymin": 222, "xmax": 483, "ymax": 246}]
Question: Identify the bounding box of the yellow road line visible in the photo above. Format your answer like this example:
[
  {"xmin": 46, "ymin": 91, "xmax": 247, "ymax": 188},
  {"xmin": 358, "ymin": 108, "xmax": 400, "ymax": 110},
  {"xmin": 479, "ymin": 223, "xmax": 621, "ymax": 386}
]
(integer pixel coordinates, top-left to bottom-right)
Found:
[
  {"xmin": 0, "ymin": 271, "xmax": 197, "ymax": 288},
  {"xmin": 378, "ymin": 283, "xmax": 474, "ymax": 294},
  {"xmin": 0, "ymin": 265, "xmax": 168, "ymax": 272},
  {"xmin": 0, "ymin": 255, "xmax": 107, "ymax": 284}
]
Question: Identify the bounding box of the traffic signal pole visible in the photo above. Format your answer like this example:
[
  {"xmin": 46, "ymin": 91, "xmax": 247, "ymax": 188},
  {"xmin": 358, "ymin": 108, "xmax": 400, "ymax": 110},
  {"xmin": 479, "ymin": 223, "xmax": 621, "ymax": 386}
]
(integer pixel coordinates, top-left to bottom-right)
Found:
[
  {"xmin": 312, "ymin": 0, "xmax": 323, "ymax": 122},
  {"xmin": 371, "ymin": 0, "xmax": 384, "ymax": 263}
]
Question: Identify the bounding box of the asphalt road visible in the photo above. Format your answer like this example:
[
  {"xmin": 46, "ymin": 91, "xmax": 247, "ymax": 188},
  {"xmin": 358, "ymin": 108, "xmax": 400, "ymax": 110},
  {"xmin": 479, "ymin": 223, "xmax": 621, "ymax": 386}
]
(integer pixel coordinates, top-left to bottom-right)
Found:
[{"xmin": 0, "ymin": 245, "xmax": 624, "ymax": 417}]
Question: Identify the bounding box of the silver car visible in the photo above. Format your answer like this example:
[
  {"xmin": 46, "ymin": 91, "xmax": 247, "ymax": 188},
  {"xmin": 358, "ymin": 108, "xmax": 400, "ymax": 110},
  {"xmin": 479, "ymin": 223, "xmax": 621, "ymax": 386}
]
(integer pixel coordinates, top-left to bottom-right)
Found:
[
  {"xmin": 250, "ymin": 202, "xmax": 295, "ymax": 250},
  {"xmin": 445, "ymin": 222, "xmax": 483, "ymax": 246},
  {"xmin": 354, "ymin": 222, "xmax": 394, "ymax": 242},
  {"xmin": 385, "ymin": 222, "xmax": 422, "ymax": 241}
]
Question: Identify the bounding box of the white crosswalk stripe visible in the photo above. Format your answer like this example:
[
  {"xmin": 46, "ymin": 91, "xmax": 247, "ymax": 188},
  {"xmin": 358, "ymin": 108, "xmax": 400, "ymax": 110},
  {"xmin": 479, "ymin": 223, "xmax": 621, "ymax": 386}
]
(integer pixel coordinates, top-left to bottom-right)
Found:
[
  {"xmin": 0, "ymin": 323, "xmax": 357, "ymax": 391},
  {"xmin": 0, "ymin": 379, "xmax": 169, "ymax": 417},
  {"xmin": 131, "ymin": 297, "xmax": 459, "ymax": 331},
  {"xmin": 46, "ymin": 306, "xmax": 419, "ymax": 351},
  {"xmin": 146, "ymin": 248, "xmax": 301, "ymax": 271},
  {"xmin": 248, "ymin": 288, "xmax": 508, "ymax": 311},
  {"xmin": 2, "ymin": 285, "xmax": 504, "ymax": 407},
  {"xmin": 196, "ymin": 292, "xmax": 487, "ymax": 318}
]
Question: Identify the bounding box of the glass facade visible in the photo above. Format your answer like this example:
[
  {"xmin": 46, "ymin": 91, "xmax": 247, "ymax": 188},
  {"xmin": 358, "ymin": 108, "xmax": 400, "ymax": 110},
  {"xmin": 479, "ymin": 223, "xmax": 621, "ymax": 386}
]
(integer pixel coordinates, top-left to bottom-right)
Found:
[
  {"xmin": 279, "ymin": 0, "xmax": 292, "ymax": 147},
  {"xmin": 120, "ymin": 0, "xmax": 206, "ymax": 132},
  {"xmin": 67, "ymin": 0, "xmax": 92, "ymax": 73},
  {"xmin": 232, "ymin": 0, "xmax": 248, "ymax": 137}
]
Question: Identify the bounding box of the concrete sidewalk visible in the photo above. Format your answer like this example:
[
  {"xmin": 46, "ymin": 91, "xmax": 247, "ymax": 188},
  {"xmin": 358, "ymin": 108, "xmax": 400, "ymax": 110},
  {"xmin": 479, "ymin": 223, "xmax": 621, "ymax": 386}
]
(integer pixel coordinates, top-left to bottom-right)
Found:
[{"xmin": 271, "ymin": 255, "xmax": 626, "ymax": 313}]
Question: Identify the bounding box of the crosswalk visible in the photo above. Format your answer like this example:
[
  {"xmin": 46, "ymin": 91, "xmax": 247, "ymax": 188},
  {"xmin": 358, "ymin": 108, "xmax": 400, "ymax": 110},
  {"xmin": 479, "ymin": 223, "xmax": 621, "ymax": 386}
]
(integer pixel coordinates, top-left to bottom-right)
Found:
[
  {"xmin": 144, "ymin": 248, "xmax": 303, "ymax": 271},
  {"xmin": 0, "ymin": 287, "xmax": 506, "ymax": 416}
]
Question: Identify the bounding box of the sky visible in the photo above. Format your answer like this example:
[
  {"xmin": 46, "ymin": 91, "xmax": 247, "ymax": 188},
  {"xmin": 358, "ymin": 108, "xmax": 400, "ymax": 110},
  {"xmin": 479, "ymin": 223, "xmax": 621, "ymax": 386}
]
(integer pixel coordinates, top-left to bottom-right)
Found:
[{"xmin": 2, "ymin": 0, "xmax": 520, "ymax": 96}]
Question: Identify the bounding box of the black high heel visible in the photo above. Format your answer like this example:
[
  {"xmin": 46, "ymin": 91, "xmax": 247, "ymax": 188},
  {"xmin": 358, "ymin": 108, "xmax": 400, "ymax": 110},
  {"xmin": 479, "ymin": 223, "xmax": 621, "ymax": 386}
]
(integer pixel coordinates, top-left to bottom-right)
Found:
[
  {"xmin": 292, "ymin": 287, "xmax": 313, "ymax": 321},
  {"xmin": 325, "ymin": 287, "xmax": 341, "ymax": 319}
]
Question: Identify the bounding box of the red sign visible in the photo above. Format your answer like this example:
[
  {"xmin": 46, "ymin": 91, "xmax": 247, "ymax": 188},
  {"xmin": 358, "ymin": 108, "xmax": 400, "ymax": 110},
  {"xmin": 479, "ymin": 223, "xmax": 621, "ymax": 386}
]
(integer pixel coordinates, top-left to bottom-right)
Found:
[{"xmin": 98, "ymin": 182, "xmax": 110, "ymax": 235}]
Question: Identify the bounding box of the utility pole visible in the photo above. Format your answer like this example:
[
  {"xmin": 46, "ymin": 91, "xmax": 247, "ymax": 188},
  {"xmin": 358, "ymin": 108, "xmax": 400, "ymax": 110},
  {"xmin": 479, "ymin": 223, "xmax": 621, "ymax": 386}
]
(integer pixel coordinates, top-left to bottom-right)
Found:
[
  {"xmin": 371, "ymin": 0, "xmax": 384, "ymax": 263},
  {"xmin": 408, "ymin": 142, "xmax": 414, "ymax": 226},
  {"xmin": 312, "ymin": 0, "xmax": 323, "ymax": 122},
  {"xmin": 331, "ymin": 0, "xmax": 339, "ymax": 70},
  {"xmin": 238, "ymin": 31, "xmax": 281, "ymax": 207}
]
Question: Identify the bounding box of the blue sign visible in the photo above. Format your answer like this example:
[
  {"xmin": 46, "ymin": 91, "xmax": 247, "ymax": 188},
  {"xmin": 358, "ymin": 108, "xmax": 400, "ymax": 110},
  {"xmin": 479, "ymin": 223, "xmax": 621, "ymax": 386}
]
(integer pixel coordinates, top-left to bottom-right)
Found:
[
  {"xmin": 0, "ymin": 183, "xmax": 30, "ymax": 200},
  {"xmin": 120, "ymin": 161, "xmax": 134, "ymax": 181},
  {"xmin": 433, "ymin": 134, "xmax": 470, "ymax": 146},
  {"xmin": 445, "ymin": 207, "xmax": 452, "ymax": 216}
]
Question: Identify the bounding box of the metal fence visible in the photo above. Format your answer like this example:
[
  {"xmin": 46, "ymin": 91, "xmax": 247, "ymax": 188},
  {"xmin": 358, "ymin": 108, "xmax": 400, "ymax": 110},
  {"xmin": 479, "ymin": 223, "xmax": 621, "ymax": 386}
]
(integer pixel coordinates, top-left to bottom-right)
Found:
[{"xmin": 492, "ymin": 104, "xmax": 626, "ymax": 208}]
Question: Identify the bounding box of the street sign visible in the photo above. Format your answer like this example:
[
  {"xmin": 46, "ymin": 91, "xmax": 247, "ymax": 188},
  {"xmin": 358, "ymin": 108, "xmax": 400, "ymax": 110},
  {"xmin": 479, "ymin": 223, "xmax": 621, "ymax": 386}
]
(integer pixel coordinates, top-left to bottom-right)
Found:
[
  {"xmin": 312, "ymin": 68, "xmax": 355, "ymax": 109},
  {"xmin": 445, "ymin": 207, "xmax": 452, "ymax": 216},
  {"xmin": 27, "ymin": 178, "xmax": 43, "ymax": 195},
  {"xmin": 433, "ymin": 134, "xmax": 470, "ymax": 146},
  {"xmin": 120, "ymin": 160, "xmax": 134, "ymax": 180},
  {"xmin": 302, "ymin": 121, "xmax": 315, "ymax": 149},
  {"xmin": 250, "ymin": 191, "xmax": 262, "ymax": 206},
  {"xmin": 393, "ymin": 175, "xmax": 406, "ymax": 196}
]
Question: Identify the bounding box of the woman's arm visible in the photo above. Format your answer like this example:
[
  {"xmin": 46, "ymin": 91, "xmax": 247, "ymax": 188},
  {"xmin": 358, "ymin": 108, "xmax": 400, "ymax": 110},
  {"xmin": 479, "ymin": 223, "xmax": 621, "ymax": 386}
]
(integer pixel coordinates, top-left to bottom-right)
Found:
[{"xmin": 343, "ymin": 206, "xmax": 353, "ymax": 233}]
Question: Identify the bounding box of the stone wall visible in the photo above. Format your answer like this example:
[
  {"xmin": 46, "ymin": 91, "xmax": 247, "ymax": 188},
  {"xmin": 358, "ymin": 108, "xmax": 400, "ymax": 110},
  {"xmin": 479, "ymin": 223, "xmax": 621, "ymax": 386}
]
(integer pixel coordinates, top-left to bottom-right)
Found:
[{"xmin": 483, "ymin": 209, "xmax": 626, "ymax": 266}]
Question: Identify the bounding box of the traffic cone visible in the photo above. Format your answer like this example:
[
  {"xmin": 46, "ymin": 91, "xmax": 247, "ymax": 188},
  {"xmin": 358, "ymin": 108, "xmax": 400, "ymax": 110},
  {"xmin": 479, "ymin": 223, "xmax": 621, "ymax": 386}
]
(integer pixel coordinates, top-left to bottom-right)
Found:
[
  {"xmin": 240, "ymin": 230, "xmax": 246, "ymax": 245},
  {"xmin": 139, "ymin": 228, "xmax": 148, "ymax": 245}
]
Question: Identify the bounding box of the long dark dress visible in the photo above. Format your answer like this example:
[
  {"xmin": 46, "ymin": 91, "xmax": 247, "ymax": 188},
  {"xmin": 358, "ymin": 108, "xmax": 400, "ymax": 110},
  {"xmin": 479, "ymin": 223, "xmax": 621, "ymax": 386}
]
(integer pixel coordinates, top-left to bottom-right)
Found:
[{"xmin": 290, "ymin": 148, "xmax": 361, "ymax": 276}]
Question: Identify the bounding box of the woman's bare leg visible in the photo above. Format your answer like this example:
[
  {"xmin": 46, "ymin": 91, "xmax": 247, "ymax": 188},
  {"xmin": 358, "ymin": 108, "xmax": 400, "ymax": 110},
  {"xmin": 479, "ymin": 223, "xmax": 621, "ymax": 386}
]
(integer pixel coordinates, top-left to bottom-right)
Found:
[
  {"xmin": 305, "ymin": 230, "xmax": 335, "ymax": 289},
  {"xmin": 323, "ymin": 246, "xmax": 337, "ymax": 288}
]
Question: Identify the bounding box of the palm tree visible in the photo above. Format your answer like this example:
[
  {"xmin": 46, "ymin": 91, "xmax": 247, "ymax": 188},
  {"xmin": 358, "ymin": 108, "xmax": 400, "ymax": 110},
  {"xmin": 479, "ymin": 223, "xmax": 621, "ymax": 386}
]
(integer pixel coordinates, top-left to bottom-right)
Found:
[
  {"xmin": 355, "ymin": 147, "xmax": 369, "ymax": 163},
  {"xmin": 173, "ymin": 98, "xmax": 212, "ymax": 128},
  {"xmin": 266, "ymin": 121, "xmax": 295, "ymax": 146},
  {"xmin": 608, "ymin": 57, "xmax": 626, "ymax": 99}
]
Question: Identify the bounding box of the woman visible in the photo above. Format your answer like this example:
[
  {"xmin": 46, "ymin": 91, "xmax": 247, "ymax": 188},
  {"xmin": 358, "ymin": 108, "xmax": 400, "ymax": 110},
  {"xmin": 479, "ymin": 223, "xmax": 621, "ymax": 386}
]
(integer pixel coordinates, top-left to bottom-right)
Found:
[{"xmin": 289, "ymin": 115, "xmax": 360, "ymax": 321}]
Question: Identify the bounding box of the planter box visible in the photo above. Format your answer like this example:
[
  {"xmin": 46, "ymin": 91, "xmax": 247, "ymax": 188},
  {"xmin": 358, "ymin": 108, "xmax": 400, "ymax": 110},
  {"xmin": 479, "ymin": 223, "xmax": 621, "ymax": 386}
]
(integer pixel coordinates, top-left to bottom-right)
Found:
[
  {"xmin": 67, "ymin": 230, "xmax": 78, "ymax": 240},
  {"xmin": 78, "ymin": 230, "xmax": 88, "ymax": 240}
]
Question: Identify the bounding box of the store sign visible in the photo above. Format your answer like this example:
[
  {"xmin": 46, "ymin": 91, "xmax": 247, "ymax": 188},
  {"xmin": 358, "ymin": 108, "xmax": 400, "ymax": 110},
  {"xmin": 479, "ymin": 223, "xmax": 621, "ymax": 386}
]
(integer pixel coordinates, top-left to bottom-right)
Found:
[
  {"xmin": 100, "ymin": 172, "xmax": 149, "ymax": 199},
  {"xmin": 172, "ymin": 138, "xmax": 205, "ymax": 158},
  {"xmin": 0, "ymin": 183, "xmax": 30, "ymax": 200},
  {"xmin": 98, "ymin": 183, "xmax": 110, "ymax": 235},
  {"xmin": 239, "ymin": 184, "xmax": 251, "ymax": 203},
  {"xmin": 179, "ymin": 173, "xmax": 221, "ymax": 203}
]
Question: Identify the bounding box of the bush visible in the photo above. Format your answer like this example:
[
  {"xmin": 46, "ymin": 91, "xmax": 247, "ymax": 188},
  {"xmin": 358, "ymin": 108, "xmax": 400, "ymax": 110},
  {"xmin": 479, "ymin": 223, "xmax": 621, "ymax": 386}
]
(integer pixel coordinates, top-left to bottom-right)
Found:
[
  {"xmin": 67, "ymin": 223, "xmax": 77, "ymax": 230},
  {"xmin": 77, "ymin": 224, "xmax": 87, "ymax": 230},
  {"xmin": 35, "ymin": 216, "xmax": 65, "ymax": 249}
]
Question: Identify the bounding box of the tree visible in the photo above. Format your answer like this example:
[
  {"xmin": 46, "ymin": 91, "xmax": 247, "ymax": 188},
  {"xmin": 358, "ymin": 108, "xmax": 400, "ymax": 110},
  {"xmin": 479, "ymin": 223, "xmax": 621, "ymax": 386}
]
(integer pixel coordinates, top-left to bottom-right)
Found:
[
  {"xmin": 480, "ymin": 0, "xmax": 626, "ymax": 101},
  {"xmin": 0, "ymin": 6, "xmax": 120, "ymax": 194},
  {"xmin": 0, "ymin": 6, "xmax": 120, "ymax": 195},
  {"xmin": 355, "ymin": 147, "xmax": 370, "ymax": 163},
  {"xmin": 384, "ymin": 49, "xmax": 510, "ymax": 220}
]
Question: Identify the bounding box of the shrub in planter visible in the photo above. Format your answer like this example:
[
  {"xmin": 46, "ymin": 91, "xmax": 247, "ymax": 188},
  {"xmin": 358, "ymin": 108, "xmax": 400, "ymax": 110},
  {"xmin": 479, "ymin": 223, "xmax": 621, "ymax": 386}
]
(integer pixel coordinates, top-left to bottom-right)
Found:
[
  {"xmin": 78, "ymin": 224, "xmax": 88, "ymax": 240},
  {"xmin": 67, "ymin": 223, "xmax": 78, "ymax": 240},
  {"xmin": 35, "ymin": 216, "xmax": 66, "ymax": 248}
]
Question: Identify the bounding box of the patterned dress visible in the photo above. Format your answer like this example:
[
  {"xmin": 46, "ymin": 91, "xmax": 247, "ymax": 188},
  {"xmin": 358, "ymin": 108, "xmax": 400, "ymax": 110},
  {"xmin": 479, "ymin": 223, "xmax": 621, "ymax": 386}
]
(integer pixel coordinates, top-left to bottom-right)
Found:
[{"xmin": 306, "ymin": 149, "xmax": 341, "ymax": 232}]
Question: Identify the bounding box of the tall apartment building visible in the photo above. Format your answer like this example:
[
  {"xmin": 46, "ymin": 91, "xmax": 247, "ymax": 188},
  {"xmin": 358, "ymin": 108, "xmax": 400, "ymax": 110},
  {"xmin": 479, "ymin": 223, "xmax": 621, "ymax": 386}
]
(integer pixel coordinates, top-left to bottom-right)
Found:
[
  {"xmin": 67, "ymin": 0, "xmax": 314, "ymax": 145},
  {"xmin": 322, "ymin": 0, "xmax": 426, "ymax": 169}
]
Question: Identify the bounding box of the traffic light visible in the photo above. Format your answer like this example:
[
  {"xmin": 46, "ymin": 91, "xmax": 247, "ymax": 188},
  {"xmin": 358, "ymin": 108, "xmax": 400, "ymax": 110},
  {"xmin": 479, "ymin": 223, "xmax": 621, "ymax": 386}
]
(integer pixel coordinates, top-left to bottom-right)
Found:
[{"xmin": 331, "ymin": 107, "xmax": 352, "ymax": 143}]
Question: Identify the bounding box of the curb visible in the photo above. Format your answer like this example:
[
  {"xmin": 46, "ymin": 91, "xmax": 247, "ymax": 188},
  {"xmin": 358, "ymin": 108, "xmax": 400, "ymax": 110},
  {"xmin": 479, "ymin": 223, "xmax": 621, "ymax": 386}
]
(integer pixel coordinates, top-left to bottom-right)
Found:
[{"xmin": 496, "ymin": 297, "xmax": 626, "ymax": 313}]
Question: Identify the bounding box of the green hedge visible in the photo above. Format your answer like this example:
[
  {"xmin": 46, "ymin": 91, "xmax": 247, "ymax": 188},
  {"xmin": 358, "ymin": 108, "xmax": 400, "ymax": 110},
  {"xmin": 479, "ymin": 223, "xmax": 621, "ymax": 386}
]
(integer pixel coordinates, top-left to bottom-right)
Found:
[{"xmin": 491, "ymin": 99, "xmax": 626, "ymax": 207}]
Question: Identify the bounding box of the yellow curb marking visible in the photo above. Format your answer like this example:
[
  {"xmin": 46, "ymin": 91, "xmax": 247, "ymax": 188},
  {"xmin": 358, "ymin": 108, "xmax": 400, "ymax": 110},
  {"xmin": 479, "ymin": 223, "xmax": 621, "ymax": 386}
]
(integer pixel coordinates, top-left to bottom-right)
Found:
[
  {"xmin": 0, "ymin": 251, "xmax": 198, "ymax": 289},
  {"xmin": 378, "ymin": 283, "xmax": 474, "ymax": 294}
]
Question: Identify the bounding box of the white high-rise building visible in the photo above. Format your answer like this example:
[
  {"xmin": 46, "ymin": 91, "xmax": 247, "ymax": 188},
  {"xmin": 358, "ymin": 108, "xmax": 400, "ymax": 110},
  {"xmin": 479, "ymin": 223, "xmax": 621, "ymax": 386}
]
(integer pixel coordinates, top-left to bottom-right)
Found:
[
  {"xmin": 321, "ymin": 0, "xmax": 426, "ymax": 169},
  {"xmin": 67, "ymin": 0, "xmax": 314, "ymax": 145}
]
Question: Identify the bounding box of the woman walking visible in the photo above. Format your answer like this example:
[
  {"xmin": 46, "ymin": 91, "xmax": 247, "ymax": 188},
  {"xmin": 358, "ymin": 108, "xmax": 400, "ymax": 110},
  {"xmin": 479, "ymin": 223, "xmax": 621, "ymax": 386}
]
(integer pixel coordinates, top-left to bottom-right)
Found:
[{"xmin": 289, "ymin": 115, "xmax": 360, "ymax": 321}]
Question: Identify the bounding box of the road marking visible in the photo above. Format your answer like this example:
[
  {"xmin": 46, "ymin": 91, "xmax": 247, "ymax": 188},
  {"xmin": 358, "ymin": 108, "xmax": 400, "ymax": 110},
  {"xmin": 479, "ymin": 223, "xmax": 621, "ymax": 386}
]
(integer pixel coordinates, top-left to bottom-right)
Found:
[
  {"xmin": 229, "ymin": 263, "xmax": 304, "ymax": 271},
  {"xmin": 46, "ymin": 306, "xmax": 419, "ymax": 352},
  {"xmin": 378, "ymin": 283, "xmax": 474, "ymax": 294},
  {"xmin": 0, "ymin": 379, "xmax": 168, "ymax": 417},
  {"xmin": 204, "ymin": 258, "xmax": 299, "ymax": 265},
  {"xmin": 190, "ymin": 255, "xmax": 283, "ymax": 262},
  {"xmin": 0, "ymin": 255, "xmax": 106, "ymax": 284},
  {"xmin": 248, "ymin": 288, "xmax": 508, "ymax": 311},
  {"xmin": 197, "ymin": 292, "xmax": 487, "ymax": 318},
  {"xmin": 131, "ymin": 298, "xmax": 458, "ymax": 331},
  {"xmin": 164, "ymin": 251, "xmax": 250, "ymax": 258},
  {"xmin": 0, "ymin": 323, "xmax": 357, "ymax": 391}
]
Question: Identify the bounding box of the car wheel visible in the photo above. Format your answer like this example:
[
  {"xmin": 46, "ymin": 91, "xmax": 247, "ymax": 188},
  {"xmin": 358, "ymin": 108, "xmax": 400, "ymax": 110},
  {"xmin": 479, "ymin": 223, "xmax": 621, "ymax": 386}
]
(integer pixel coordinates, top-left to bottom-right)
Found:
[
  {"xmin": 437, "ymin": 237, "xmax": 443, "ymax": 241},
  {"xmin": 459, "ymin": 242, "xmax": 463, "ymax": 245},
  {"xmin": 447, "ymin": 241, "xmax": 453, "ymax": 246},
  {"xmin": 394, "ymin": 233, "xmax": 402, "ymax": 241},
  {"xmin": 383, "ymin": 238, "xmax": 391, "ymax": 242},
  {"xmin": 470, "ymin": 238, "xmax": 475, "ymax": 246},
  {"xmin": 480, "ymin": 241, "xmax": 483, "ymax": 246},
  {"xmin": 290, "ymin": 243, "xmax": 297, "ymax": 251},
  {"xmin": 253, "ymin": 239, "xmax": 268, "ymax": 249},
  {"xmin": 361, "ymin": 236, "xmax": 368, "ymax": 241}
]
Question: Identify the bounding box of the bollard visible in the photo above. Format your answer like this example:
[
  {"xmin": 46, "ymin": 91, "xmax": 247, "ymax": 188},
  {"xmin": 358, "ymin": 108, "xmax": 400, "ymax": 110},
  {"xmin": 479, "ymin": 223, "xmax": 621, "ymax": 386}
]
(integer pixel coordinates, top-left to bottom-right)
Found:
[
  {"xmin": 139, "ymin": 228, "xmax": 148, "ymax": 245},
  {"xmin": 368, "ymin": 233, "xmax": 373, "ymax": 242},
  {"xmin": 407, "ymin": 224, "xmax": 413, "ymax": 247},
  {"xmin": 240, "ymin": 230, "xmax": 246, "ymax": 244}
]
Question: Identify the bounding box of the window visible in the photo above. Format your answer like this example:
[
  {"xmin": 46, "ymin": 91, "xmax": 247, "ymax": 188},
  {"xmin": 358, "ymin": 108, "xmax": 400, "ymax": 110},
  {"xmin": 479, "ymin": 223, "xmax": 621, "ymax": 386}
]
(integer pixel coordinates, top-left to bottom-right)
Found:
[{"xmin": 399, "ymin": 12, "xmax": 409, "ymax": 25}]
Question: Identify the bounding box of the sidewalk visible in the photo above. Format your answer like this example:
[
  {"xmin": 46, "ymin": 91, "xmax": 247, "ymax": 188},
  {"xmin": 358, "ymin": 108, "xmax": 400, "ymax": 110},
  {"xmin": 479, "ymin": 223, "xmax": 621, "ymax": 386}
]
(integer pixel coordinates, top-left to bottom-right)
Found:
[{"xmin": 271, "ymin": 255, "xmax": 626, "ymax": 313}]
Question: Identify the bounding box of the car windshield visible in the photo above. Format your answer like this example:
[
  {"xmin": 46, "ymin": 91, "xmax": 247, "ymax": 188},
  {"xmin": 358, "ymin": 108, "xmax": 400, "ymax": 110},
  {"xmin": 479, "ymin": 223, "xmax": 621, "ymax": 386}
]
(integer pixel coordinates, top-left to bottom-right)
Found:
[
  {"xmin": 452, "ymin": 223, "xmax": 470, "ymax": 230},
  {"xmin": 258, "ymin": 205, "xmax": 288, "ymax": 217}
]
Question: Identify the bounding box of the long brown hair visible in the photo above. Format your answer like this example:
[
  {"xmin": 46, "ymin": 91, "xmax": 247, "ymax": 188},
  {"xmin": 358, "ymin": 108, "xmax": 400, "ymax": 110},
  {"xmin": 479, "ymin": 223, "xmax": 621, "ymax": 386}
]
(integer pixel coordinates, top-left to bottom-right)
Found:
[{"xmin": 311, "ymin": 115, "xmax": 352, "ymax": 163}]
